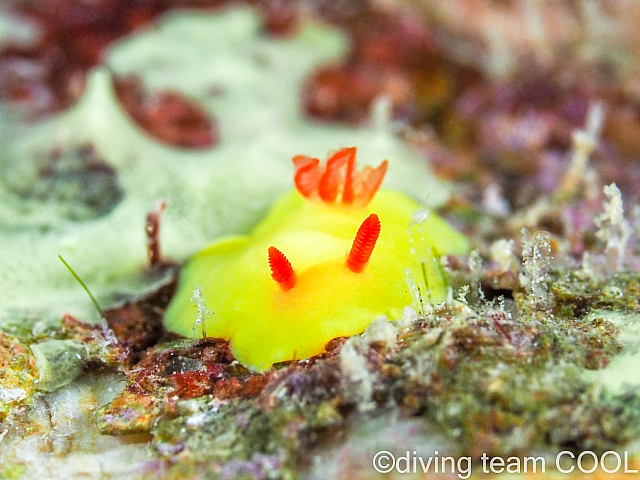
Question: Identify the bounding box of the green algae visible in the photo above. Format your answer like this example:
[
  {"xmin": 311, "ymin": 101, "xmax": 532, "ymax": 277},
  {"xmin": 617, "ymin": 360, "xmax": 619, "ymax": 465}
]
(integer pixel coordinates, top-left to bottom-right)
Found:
[
  {"xmin": 378, "ymin": 272, "xmax": 640, "ymax": 457},
  {"xmin": 0, "ymin": 317, "xmax": 98, "ymax": 419},
  {"xmin": 389, "ymin": 309, "xmax": 636, "ymax": 456},
  {"xmin": 96, "ymin": 389, "xmax": 162, "ymax": 436},
  {"xmin": 0, "ymin": 311, "xmax": 126, "ymax": 426},
  {"xmin": 150, "ymin": 392, "xmax": 344, "ymax": 479},
  {"xmin": 552, "ymin": 271, "xmax": 640, "ymax": 316},
  {"xmin": 0, "ymin": 333, "xmax": 37, "ymax": 421},
  {"xmin": 30, "ymin": 340, "xmax": 89, "ymax": 393},
  {"xmin": 0, "ymin": 464, "xmax": 25, "ymax": 480},
  {"xmin": 580, "ymin": 309, "xmax": 640, "ymax": 395}
]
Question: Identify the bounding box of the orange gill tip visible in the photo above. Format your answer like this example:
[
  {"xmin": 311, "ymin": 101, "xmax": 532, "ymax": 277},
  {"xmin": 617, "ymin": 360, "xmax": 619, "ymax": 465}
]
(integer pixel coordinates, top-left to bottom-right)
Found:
[
  {"xmin": 346, "ymin": 213, "xmax": 382, "ymax": 273},
  {"xmin": 341, "ymin": 147, "xmax": 357, "ymax": 204},
  {"xmin": 355, "ymin": 160, "xmax": 388, "ymax": 206},
  {"xmin": 268, "ymin": 246, "xmax": 297, "ymax": 291},
  {"xmin": 292, "ymin": 148, "xmax": 388, "ymax": 206},
  {"xmin": 293, "ymin": 155, "xmax": 321, "ymax": 197},
  {"xmin": 318, "ymin": 147, "xmax": 356, "ymax": 202}
]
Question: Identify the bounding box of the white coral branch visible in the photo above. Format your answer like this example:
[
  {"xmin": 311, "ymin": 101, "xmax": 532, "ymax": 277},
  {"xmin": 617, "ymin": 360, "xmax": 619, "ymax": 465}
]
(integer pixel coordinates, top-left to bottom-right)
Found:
[{"xmin": 595, "ymin": 183, "xmax": 631, "ymax": 272}]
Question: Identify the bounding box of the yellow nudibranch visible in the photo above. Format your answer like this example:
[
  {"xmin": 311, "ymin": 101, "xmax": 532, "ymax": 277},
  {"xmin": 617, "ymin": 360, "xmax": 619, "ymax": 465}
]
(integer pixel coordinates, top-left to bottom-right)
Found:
[{"xmin": 163, "ymin": 147, "xmax": 469, "ymax": 371}]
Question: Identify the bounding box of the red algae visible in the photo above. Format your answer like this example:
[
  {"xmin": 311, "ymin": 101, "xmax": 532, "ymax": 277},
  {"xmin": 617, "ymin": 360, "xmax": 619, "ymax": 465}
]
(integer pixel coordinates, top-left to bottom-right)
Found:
[{"xmin": 113, "ymin": 75, "xmax": 217, "ymax": 149}]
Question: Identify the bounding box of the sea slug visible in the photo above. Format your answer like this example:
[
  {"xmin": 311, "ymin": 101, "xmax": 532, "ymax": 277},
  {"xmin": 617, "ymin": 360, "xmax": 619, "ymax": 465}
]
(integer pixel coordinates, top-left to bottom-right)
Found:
[{"xmin": 163, "ymin": 147, "xmax": 469, "ymax": 371}]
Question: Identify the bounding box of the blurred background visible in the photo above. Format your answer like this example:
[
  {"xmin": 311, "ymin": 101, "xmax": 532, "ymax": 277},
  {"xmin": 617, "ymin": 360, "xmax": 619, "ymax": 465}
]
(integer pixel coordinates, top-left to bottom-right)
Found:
[{"xmin": 3, "ymin": 0, "xmax": 640, "ymax": 207}]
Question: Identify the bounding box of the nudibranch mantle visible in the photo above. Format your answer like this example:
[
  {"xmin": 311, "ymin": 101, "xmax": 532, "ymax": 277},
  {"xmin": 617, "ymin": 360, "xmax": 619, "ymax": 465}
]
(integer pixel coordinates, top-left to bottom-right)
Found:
[{"xmin": 163, "ymin": 147, "xmax": 469, "ymax": 371}]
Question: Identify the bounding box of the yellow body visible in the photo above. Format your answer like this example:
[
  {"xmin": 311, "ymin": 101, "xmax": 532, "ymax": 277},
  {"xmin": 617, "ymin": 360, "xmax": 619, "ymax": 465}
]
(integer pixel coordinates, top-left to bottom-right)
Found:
[{"xmin": 163, "ymin": 188, "xmax": 469, "ymax": 371}]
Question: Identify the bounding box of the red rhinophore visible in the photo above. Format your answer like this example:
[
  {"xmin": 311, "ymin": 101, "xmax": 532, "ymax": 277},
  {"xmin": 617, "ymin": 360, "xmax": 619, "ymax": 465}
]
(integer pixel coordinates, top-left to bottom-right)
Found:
[
  {"xmin": 292, "ymin": 147, "xmax": 388, "ymax": 207},
  {"xmin": 346, "ymin": 213, "xmax": 381, "ymax": 273},
  {"xmin": 268, "ymin": 246, "xmax": 297, "ymax": 291}
]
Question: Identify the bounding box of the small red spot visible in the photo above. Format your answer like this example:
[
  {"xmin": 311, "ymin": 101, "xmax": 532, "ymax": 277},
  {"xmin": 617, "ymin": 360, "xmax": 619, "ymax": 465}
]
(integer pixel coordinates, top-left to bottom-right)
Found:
[
  {"xmin": 268, "ymin": 246, "xmax": 297, "ymax": 291},
  {"xmin": 346, "ymin": 213, "xmax": 381, "ymax": 273}
]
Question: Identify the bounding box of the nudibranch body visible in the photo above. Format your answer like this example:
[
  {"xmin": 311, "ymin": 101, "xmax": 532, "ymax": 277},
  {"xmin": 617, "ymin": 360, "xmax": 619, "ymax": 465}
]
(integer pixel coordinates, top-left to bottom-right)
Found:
[{"xmin": 163, "ymin": 147, "xmax": 469, "ymax": 371}]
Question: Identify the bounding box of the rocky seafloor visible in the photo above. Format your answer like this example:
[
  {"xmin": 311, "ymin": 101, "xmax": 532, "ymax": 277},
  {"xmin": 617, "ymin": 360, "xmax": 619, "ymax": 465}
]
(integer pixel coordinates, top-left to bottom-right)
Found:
[{"xmin": 3, "ymin": 1, "xmax": 640, "ymax": 479}]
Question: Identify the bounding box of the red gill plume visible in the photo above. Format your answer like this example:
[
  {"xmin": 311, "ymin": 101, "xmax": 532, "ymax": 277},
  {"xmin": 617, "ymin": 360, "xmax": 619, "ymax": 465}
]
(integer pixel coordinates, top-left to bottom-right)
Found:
[{"xmin": 293, "ymin": 147, "xmax": 388, "ymax": 207}]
